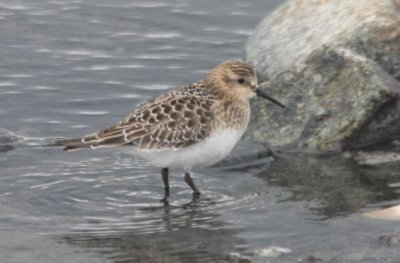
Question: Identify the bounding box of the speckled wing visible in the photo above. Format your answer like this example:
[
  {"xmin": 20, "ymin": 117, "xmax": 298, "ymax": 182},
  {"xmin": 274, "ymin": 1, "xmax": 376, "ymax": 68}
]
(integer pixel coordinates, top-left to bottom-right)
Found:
[{"xmin": 58, "ymin": 81, "xmax": 216, "ymax": 152}]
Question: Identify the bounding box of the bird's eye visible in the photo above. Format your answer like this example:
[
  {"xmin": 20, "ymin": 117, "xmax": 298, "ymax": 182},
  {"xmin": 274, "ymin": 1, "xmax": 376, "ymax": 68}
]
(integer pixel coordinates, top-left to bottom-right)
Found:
[{"xmin": 237, "ymin": 78, "xmax": 245, "ymax": 85}]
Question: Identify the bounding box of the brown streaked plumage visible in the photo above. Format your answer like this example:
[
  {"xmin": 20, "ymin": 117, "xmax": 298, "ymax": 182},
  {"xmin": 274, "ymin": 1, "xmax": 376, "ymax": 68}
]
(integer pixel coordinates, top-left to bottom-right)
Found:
[
  {"xmin": 55, "ymin": 60, "xmax": 285, "ymax": 202},
  {"xmin": 62, "ymin": 81, "xmax": 215, "ymax": 152}
]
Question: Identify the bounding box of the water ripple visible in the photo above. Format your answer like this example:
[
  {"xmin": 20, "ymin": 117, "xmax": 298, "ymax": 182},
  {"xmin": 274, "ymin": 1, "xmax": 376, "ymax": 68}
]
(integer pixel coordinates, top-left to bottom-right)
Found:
[{"xmin": 78, "ymin": 111, "xmax": 109, "ymax": 115}]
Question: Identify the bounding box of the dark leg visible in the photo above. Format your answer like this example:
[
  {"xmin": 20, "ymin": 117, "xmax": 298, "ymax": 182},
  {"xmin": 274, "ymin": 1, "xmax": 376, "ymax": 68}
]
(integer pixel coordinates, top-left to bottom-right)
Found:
[
  {"xmin": 184, "ymin": 172, "xmax": 201, "ymax": 196},
  {"xmin": 160, "ymin": 167, "xmax": 169, "ymax": 202}
]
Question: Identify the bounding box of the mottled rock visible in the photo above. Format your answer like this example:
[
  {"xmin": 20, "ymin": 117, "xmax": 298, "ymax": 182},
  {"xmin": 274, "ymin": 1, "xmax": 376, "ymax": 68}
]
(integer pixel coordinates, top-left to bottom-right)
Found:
[
  {"xmin": 247, "ymin": 47, "xmax": 400, "ymax": 152},
  {"xmin": 245, "ymin": 0, "xmax": 400, "ymax": 151},
  {"xmin": 245, "ymin": 0, "xmax": 400, "ymax": 81}
]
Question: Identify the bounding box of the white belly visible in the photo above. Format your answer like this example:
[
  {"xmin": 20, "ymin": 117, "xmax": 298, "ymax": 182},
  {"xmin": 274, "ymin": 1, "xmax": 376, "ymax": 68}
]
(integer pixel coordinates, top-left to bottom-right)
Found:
[{"xmin": 133, "ymin": 128, "xmax": 244, "ymax": 172}]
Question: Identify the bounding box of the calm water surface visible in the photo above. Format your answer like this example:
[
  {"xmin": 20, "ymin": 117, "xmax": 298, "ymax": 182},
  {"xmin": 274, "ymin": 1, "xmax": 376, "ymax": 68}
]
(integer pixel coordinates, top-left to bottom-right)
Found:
[{"xmin": 1, "ymin": 0, "xmax": 400, "ymax": 262}]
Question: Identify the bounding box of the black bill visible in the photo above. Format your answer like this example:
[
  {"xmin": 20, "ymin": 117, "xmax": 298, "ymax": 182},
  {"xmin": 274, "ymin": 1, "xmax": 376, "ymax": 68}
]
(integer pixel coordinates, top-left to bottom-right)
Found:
[{"xmin": 255, "ymin": 88, "xmax": 286, "ymax": 108}]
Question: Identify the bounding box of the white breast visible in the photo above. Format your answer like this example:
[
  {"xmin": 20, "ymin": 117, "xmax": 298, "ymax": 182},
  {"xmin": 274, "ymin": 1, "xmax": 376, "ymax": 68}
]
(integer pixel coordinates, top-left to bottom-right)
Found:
[{"xmin": 134, "ymin": 128, "xmax": 245, "ymax": 172}]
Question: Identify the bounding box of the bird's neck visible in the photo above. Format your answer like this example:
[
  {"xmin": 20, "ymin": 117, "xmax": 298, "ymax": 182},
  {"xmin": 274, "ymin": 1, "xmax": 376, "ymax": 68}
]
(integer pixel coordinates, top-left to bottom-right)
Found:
[{"xmin": 213, "ymin": 94, "xmax": 251, "ymax": 131}]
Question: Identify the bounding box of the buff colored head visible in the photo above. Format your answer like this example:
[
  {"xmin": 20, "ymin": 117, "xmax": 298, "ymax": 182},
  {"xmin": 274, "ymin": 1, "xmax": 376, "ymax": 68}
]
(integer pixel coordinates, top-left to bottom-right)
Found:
[{"xmin": 206, "ymin": 60, "xmax": 285, "ymax": 107}]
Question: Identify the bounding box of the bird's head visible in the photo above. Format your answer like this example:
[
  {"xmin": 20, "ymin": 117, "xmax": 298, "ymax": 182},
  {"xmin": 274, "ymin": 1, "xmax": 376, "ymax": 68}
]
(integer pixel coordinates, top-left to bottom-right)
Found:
[{"xmin": 206, "ymin": 60, "xmax": 285, "ymax": 108}]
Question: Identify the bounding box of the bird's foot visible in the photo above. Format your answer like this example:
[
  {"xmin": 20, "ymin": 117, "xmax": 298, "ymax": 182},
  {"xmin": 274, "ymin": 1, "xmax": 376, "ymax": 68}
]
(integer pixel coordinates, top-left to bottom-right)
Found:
[
  {"xmin": 192, "ymin": 191, "xmax": 201, "ymax": 200},
  {"xmin": 160, "ymin": 196, "xmax": 169, "ymax": 206}
]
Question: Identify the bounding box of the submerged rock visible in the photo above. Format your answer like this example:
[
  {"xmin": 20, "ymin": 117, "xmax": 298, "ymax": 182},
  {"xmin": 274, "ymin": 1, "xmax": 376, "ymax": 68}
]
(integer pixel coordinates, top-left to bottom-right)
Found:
[
  {"xmin": 255, "ymin": 246, "xmax": 292, "ymax": 258},
  {"xmin": 245, "ymin": 0, "xmax": 400, "ymax": 152},
  {"xmin": 258, "ymin": 151, "xmax": 400, "ymax": 218},
  {"xmin": 0, "ymin": 128, "xmax": 21, "ymax": 151}
]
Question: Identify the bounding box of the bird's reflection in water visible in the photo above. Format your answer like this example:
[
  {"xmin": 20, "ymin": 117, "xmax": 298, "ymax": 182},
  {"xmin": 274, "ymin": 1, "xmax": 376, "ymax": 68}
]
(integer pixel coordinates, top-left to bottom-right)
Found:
[
  {"xmin": 61, "ymin": 195, "xmax": 246, "ymax": 263},
  {"xmin": 258, "ymin": 152, "xmax": 400, "ymax": 219}
]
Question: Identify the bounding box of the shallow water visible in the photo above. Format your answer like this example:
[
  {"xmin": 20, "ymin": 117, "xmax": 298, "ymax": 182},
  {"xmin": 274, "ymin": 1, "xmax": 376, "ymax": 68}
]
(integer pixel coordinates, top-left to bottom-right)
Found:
[{"xmin": 1, "ymin": 0, "xmax": 400, "ymax": 262}]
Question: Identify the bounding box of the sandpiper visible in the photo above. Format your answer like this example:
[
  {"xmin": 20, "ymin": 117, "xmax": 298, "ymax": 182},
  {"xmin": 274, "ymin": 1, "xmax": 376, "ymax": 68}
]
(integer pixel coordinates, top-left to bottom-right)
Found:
[{"xmin": 55, "ymin": 60, "xmax": 285, "ymax": 201}]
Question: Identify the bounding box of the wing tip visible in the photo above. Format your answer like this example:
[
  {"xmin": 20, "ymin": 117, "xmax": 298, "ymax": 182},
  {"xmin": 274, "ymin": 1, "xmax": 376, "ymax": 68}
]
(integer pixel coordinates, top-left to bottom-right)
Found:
[{"xmin": 63, "ymin": 145, "xmax": 84, "ymax": 151}]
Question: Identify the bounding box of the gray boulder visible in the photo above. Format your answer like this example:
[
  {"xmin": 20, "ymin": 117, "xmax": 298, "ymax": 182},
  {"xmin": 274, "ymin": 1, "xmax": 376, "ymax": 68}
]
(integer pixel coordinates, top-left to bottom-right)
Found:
[
  {"xmin": 247, "ymin": 47, "xmax": 400, "ymax": 152},
  {"xmin": 245, "ymin": 0, "xmax": 400, "ymax": 81},
  {"xmin": 245, "ymin": 0, "xmax": 400, "ymax": 152}
]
